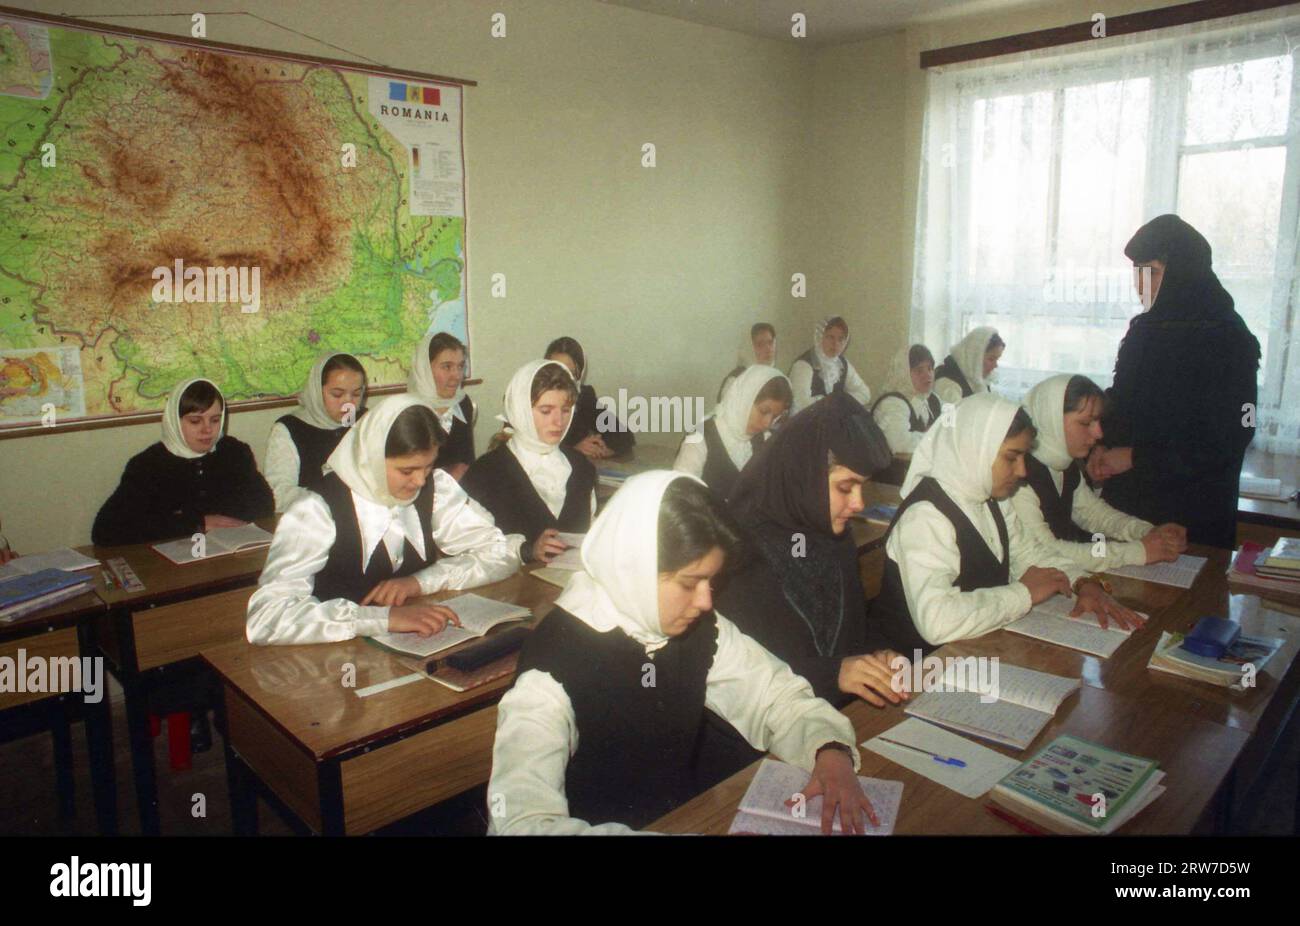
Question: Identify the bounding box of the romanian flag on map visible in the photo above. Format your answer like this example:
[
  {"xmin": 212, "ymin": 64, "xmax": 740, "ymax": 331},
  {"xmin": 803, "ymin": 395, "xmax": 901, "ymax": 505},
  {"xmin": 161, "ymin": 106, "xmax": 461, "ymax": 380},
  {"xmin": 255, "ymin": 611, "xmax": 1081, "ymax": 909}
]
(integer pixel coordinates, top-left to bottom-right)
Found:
[{"xmin": 388, "ymin": 82, "xmax": 441, "ymax": 105}]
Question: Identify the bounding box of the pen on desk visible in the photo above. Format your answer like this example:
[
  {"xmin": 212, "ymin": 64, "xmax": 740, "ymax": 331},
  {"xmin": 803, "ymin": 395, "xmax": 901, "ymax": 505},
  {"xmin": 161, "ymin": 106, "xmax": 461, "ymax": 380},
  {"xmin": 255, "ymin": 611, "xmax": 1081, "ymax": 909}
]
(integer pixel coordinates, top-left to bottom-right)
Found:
[
  {"xmin": 877, "ymin": 737, "xmax": 967, "ymax": 767},
  {"xmin": 986, "ymin": 804, "xmax": 1046, "ymax": 836},
  {"xmin": 101, "ymin": 568, "xmax": 115, "ymax": 589}
]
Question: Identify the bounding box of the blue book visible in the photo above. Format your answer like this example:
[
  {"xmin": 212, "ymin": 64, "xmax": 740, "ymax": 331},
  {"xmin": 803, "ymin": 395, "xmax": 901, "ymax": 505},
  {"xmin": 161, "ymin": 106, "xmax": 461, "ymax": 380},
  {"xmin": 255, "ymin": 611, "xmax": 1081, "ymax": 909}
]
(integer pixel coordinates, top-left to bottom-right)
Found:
[
  {"xmin": 863, "ymin": 504, "xmax": 898, "ymax": 525},
  {"xmin": 0, "ymin": 568, "xmax": 94, "ymax": 620}
]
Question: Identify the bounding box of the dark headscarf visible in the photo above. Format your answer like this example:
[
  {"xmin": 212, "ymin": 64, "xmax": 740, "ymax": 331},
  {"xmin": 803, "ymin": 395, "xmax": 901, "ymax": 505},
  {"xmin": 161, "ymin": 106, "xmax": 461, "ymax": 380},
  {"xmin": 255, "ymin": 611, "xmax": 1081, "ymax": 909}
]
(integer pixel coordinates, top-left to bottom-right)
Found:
[
  {"xmin": 728, "ymin": 393, "xmax": 893, "ymax": 656},
  {"xmin": 1123, "ymin": 214, "xmax": 1235, "ymax": 322}
]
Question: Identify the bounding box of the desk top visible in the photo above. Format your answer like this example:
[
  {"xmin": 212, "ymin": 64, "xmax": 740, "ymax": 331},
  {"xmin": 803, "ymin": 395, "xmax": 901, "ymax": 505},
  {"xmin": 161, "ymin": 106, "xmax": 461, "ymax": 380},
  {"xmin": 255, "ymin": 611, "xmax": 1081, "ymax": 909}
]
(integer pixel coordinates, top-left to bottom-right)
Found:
[
  {"xmin": 202, "ymin": 569, "xmax": 562, "ymax": 760},
  {"xmin": 1239, "ymin": 447, "xmax": 1300, "ymax": 527},
  {"xmin": 78, "ymin": 517, "xmax": 276, "ymax": 609},
  {"xmin": 652, "ymin": 545, "xmax": 1288, "ymax": 835},
  {"xmin": 653, "ymin": 684, "xmax": 1247, "ymax": 835}
]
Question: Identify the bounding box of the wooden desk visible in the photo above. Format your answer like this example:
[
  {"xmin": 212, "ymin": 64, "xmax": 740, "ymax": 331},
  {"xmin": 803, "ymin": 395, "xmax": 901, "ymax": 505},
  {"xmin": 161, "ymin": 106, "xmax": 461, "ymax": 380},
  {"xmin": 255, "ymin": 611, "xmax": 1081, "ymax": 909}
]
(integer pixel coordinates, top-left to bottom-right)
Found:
[
  {"xmin": 654, "ymin": 545, "xmax": 1296, "ymax": 835},
  {"xmin": 82, "ymin": 530, "xmax": 270, "ymax": 836},
  {"xmin": 1238, "ymin": 447, "xmax": 1300, "ymax": 543},
  {"xmin": 654, "ymin": 686, "xmax": 1247, "ymax": 835},
  {"xmin": 204, "ymin": 569, "xmax": 561, "ymax": 835},
  {"xmin": 0, "ymin": 579, "xmax": 116, "ymax": 833}
]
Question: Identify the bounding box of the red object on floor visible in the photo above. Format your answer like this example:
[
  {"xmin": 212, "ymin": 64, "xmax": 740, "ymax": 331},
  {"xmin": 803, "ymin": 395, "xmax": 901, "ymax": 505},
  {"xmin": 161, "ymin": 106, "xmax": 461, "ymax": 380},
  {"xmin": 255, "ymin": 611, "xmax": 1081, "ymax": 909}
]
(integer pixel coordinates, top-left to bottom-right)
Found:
[
  {"xmin": 149, "ymin": 713, "xmax": 161, "ymax": 737},
  {"xmin": 167, "ymin": 712, "xmax": 192, "ymax": 771}
]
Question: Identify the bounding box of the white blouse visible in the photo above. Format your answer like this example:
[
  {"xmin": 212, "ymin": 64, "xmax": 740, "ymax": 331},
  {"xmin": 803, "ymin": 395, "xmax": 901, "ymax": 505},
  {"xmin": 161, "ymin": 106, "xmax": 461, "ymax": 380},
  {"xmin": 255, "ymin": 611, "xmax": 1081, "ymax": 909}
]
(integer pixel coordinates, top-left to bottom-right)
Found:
[
  {"xmin": 246, "ymin": 468, "xmax": 517, "ymax": 645},
  {"xmin": 264, "ymin": 421, "xmax": 310, "ymax": 514},
  {"xmin": 872, "ymin": 393, "xmax": 936, "ymax": 456},
  {"xmin": 486, "ymin": 613, "xmax": 859, "ymax": 835},
  {"xmin": 885, "ymin": 490, "xmax": 1087, "ymax": 646},
  {"xmin": 1009, "ymin": 474, "xmax": 1154, "ymax": 571},
  {"xmin": 788, "ymin": 357, "xmax": 871, "ymax": 413}
]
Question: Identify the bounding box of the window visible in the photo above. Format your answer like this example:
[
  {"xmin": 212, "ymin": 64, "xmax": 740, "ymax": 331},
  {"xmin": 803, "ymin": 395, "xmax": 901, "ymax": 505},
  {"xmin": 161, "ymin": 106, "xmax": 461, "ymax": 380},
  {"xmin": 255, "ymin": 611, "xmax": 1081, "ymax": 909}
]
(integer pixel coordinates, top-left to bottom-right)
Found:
[{"xmin": 912, "ymin": 11, "xmax": 1300, "ymax": 452}]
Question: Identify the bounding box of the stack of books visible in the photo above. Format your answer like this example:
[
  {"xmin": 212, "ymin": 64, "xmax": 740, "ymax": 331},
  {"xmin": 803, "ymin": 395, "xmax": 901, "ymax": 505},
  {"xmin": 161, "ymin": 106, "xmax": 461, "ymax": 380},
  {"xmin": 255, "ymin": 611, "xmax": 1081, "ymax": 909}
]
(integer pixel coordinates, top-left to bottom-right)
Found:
[
  {"xmin": 0, "ymin": 568, "xmax": 96, "ymax": 623},
  {"xmin": 1227, "ymin": 542, "xmax": 1300, "ymax": 605},
  {"xmin": 1147, "ymin": 630, "xmax": 1283, "ymax": 689},
  {"xmin": 1251, "ymin": 537, "xmax": 1300, "ymax": 581},
  {"xmin": 988, "ymin": 735, "xmax": 1165, "ymax": 835}
]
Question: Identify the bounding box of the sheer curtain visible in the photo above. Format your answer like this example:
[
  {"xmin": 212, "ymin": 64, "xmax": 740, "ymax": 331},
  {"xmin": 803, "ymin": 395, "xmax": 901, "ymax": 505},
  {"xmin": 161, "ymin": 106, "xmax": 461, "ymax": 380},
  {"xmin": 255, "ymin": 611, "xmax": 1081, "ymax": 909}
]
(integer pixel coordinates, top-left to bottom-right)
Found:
[{"xmin": 911, "ymin": 8, "xmax": 1300, "ymax": 454}]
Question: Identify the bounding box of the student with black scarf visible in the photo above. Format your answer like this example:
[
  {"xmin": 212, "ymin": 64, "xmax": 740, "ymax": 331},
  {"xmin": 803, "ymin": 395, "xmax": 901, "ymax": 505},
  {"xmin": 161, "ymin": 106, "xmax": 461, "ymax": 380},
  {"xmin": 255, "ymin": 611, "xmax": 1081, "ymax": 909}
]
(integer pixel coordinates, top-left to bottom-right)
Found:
[
  {"xmin": 691, "ymin": 393, "xmax": 910, "ymax": 789},
  {"xmin": 1089, "ymin": 215, "xmax": 1261, "ymax": 549}
]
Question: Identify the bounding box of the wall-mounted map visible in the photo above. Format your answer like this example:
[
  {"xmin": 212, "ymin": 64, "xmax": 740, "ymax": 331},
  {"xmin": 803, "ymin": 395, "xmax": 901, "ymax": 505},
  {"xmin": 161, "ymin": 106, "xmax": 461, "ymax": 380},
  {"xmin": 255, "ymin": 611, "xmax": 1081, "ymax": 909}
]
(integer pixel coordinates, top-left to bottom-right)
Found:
[{"xmin": 0, "ymin": 11, "xmax": 468, "ymax": 430}]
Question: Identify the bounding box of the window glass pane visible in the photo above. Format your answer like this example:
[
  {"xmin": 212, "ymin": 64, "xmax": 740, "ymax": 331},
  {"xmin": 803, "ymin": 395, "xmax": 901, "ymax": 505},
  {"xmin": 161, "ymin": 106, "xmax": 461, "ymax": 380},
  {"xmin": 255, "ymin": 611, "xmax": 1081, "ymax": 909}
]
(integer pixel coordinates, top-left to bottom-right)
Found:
[{"xmin": 1183, "ymin": 55, "xmax": 1292, "ymax": 144}]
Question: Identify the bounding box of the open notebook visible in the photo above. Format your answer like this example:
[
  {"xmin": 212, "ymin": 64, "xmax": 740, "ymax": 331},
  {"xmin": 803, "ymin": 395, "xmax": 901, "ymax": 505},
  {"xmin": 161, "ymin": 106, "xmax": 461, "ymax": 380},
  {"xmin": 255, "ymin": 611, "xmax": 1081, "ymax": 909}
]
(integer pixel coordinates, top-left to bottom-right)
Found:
[
  {"xmin": 1003, "ymin": 594, "xmax": 1143, "ymax": 658},
  {"xmin": 904, "ymin": 663, "xmax": 1080, "ymax": 751},
  {"xmin": 728, "ymin": 758, "xmax": 902, "ymax": 836},
  {"xmin": 545, "ymin": 532, "xmax": 586, "ymax": 571},
  {"xmin": 152, "ymin": 524, "xmax": 273, "ymax": 565},
  {"xmin": 0, "ymin": 547, "xmax": 100, "ymax": 582},
  {"xmin": 370, "ymin": 593, "xmax": 531, "ymax": 659},
  {"xmin": 1105, "ymin": 554, "xmax": 1207, "ymax": 589}
]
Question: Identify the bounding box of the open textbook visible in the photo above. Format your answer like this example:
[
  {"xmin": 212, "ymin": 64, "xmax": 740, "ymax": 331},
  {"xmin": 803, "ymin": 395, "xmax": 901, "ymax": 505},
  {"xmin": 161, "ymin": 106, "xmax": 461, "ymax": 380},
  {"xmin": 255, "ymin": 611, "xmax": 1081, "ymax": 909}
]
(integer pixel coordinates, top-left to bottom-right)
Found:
[
  {"xmin": 904, "ymin": 663, "xmax": 1080, "ymax": 750},
  {"xmin": 1003, "ymin": 594, "xmax": 1143, "ymax": 658},
  {"xmin": 152, "ymin": 524, "xmax": 273, "ymax": 565},
  {"xmin": 545, "ymin": 532, "xmax": 587, "ymax": 571},
  {"xmin": 370, "ymin": 593, "xmax": 531, "ymax": 659},
  {"xmin": 1105, "ymin": 554, "xmax": 1207, "ymax": 589},
  {"xmin": 728, "ymin": 758, "xmax": 902, "ymax": 836}
]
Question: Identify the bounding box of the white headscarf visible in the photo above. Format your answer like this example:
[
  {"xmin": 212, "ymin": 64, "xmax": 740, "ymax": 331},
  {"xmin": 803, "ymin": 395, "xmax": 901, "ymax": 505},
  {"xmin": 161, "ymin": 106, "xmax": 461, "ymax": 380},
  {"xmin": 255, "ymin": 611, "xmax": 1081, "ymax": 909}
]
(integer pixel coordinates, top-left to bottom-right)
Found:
[
  {"xmin": 161, "ymin": 377, "xmax": 226, "ymax": 460},
  {"xmin": 882, "ymin": 346, "xmax": 919, "ymax": 398},
  {"xmin": 407, "ymin": 330, "xmax": 466, "ymax": 416},
  {"xmin": 325, "ymin": 394, "xmax": 436, "ymax": 509},
  {"xmin": 902, "ymin": 391, "xmax": 1019, "ymax": 505},
  {"xmin": 711, "ymin": 364, "xmax": 788, "ymax": 470},
  {"xmin": 501, "ymin": 360, "xmax": 577, "ymax": 518},
  {"xmin": 1022, "ymin": 374, "xmax": 1076, "ymax": 472},
  {"xmin": 555, "ymin": 470, "xmax": 701, "ymax": 652},
  {"xmin": 945, "ymin": 326, "xmax": 999, "ymax": 393},
  {"xmin": 292, "ymin": 353, "xmax": 362, "ymax": 431},
  {"xmin": 812, "ymin": 317, "xmax": 847, "ymax": 393}
]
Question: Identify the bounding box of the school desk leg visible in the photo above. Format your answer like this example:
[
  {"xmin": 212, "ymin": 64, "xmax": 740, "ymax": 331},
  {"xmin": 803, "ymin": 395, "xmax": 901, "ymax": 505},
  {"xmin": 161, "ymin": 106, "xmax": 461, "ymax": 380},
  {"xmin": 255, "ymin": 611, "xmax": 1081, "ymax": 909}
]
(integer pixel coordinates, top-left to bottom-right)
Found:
[
  {"xmin": 50, "ymin": 698, "xmax": 76, "ymax": 819},
  {"xmin": 123, "ymin": 680, "xmax": 161, "ymax": 836},
  {"xmin": 224, "ymin": 743, "xmax": 259, "ymax": 837},
  {"xmin": 78, "ymin": 622, "xmax": 118, "ymax": 835}
]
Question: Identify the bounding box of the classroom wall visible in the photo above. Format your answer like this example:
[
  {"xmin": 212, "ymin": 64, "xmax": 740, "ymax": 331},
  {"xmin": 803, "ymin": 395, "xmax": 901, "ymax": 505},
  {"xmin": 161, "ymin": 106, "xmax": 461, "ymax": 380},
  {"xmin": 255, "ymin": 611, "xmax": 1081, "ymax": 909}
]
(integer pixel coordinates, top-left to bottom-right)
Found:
[{"xmin": 0, "ymin": 0, "xmax": 817, "ymax": 551}]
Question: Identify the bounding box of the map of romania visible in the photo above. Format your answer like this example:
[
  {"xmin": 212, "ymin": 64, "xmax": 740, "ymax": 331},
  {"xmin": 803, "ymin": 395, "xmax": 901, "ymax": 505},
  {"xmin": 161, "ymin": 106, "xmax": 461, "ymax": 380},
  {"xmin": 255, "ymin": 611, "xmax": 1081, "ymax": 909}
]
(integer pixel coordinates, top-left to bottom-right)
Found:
[{"xmin": 0, "ymin": 16, "xmax": 467, "ymax": 427}]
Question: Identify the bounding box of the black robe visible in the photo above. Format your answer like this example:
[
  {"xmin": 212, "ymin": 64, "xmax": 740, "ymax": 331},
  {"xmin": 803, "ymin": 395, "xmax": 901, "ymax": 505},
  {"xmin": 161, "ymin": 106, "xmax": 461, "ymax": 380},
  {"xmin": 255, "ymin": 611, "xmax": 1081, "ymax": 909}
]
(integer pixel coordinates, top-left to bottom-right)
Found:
[
  {"xmin": 1101, "ymin": 215, "xmax": 1260, "ymax": 549},
  {"xmin": 92, "ymin": 437, "xmax": 274, "ymax": 546}
]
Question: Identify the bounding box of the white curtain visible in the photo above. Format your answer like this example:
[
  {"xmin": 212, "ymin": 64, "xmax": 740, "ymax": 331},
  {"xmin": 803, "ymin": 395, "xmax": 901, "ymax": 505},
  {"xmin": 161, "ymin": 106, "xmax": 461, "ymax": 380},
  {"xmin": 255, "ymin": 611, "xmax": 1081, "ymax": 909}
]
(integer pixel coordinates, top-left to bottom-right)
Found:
[{"xmin": 911, "ymin": 8, "xmax": 1300, "ymax": 455}]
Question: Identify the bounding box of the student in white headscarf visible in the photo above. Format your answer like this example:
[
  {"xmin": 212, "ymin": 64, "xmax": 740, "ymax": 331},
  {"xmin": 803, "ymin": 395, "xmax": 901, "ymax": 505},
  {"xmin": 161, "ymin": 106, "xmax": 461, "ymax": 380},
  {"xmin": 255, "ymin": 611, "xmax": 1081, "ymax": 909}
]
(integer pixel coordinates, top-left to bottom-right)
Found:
[
  {"xmin": 246, "ymin": 395, "xmax": 516, "ymax": 645},
  {"xmin": 871, "ymin": 344, "xmax": 941, "ymax": 483},
  {"xmin": 460, "ymin": 360, "xmax": 597, "ymax": 566},
  {"xmin": 487, "ymin": 471, "xmax": 874, "ymax": 835},
  {"xmin": 933, "ymin": 327, "xmax": 1004, "ymax": 406},
  {"xmin": 264, "ymin": 353, "xmax": 367, "ymax": 513},
  {"xmin": 545, "ymin": 335, "xmax": 635, "ymax": 459},
  {"xmin": 674, "ymin": 365, "xmax": 791, "ymax": 502},
  {"xmin": 407, "ymin": 330, "xmax": 476, "ymax": 479},
  {"xmin": 93, "ymin": 378, "xmax": 274, "ymax": 546},
  {"xmin": 788, "ymin": 316, "xmax": 871, "ymax": 413},
  {"xmin": 1011, "ymin": 374, "xmax": 1187, "ymax": 571},
  {"xmin": 718, "ymin": 322, "xmax": 778, "ymax": 401},
  {"xmin": 870, "ymin": 392, "xmax": 1143, "ymax": 653}
]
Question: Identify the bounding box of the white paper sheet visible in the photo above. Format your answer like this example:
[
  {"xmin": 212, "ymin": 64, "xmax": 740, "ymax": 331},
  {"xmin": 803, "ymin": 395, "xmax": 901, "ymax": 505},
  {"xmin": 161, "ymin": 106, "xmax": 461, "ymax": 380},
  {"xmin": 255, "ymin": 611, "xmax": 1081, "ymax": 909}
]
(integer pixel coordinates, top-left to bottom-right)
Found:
[
  {"xmin": 1106, "ymin": 554, "xmax": 1208, "ymax": 589},
  {"xmin": 863, "ymin": 718, "xmax": 1020, "ymax": 799},
  {"xmin": 729, "ymin": 758, "xmax": 902, "ymax": 835}
]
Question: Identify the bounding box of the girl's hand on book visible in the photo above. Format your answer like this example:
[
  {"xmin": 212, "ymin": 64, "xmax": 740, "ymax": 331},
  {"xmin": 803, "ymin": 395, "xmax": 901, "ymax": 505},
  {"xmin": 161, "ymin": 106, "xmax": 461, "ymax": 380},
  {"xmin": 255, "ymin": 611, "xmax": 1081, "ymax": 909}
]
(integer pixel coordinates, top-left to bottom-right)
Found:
[
  {"xmin": 800, "ymin": 747, "xmax": 877, "ymax": 835},
  {"xmin": 839, "ymin": 651, "xmax": 909, "ymax": 706},
  {"xmin": 203, "ymin": 514, "xmax": 247, "ymax": 531},
  {"xmin": 531, "ymin": 529, "xmax": 568, "ymax": 564},
  {"xmin": 1155, "ymin": 522, "xmax": 1187, "ymax": 552},
  {"xmin": 1071, "ymin": 584, "xmax": 1144, "ymax": 631},
  {"xmin": 1142, "ymin": 528, "xmax": 1181, "ymax": 564},
  {"xmin": 1020, "ymin": 566, "xmax": 1071, "ymax": 605},
  {"xmin": 362, "ymin": 576, "xmax": 422, "ymax": 607},
  {"xmin": 387, "ymin": 603, "xmax": 461, "ymax": 636}
]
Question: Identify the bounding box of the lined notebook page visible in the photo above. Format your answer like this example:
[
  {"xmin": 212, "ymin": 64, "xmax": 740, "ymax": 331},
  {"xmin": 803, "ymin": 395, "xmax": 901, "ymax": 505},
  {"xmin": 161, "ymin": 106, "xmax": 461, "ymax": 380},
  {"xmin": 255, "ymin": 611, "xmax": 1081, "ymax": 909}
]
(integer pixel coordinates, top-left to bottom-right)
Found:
[
  {"xmin": 1106, "ymin": 554, "xmax": 1207, "ymax": 589},
  {"xmin": 730, "ymin": 758, "xmax": 901, "ymax": 835},
  {"xmin": 905, "ymin": 692, "xmax": 1053, "ymax": 751}
]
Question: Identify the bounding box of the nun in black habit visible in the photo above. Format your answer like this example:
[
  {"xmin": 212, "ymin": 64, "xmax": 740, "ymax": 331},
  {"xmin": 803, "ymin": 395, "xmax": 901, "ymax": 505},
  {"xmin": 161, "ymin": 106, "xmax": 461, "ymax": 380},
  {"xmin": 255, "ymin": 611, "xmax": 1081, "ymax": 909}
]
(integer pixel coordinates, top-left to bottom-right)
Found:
[{"xmin": 1091, "ymin": 214, "xmax": 1261, "ymax": 550}]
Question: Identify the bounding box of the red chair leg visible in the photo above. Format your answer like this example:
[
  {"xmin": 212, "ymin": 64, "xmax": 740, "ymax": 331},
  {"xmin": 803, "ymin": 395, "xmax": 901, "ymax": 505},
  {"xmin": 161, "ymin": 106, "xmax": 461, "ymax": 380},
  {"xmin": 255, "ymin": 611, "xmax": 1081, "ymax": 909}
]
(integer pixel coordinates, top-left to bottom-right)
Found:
[{"xmin": 167, "ymin": 712, "xmax": 192, "ymax": 771}]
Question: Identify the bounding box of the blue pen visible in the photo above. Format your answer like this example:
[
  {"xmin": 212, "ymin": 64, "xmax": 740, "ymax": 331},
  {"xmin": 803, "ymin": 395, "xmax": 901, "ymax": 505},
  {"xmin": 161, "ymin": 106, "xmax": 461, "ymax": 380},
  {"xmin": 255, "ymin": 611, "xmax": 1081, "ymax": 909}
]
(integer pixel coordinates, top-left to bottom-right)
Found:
[{"xmin": 877, "ymin": 737, "xmax": 967, "ymax": 768}]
